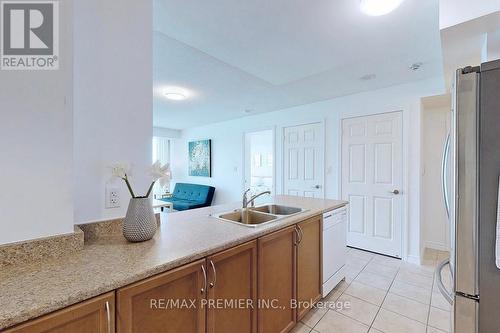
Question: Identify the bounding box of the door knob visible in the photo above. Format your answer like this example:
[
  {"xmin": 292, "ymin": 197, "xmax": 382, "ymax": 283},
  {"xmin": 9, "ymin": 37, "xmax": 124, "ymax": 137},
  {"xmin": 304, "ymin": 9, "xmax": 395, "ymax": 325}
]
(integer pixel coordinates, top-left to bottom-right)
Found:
[
  {"xmin": 313, "ymin": 185, "xmax": 322, "ymax": 189},
  {"xmin": 390, "ymin": 189, "xmax": 400, "ymax": 195}
]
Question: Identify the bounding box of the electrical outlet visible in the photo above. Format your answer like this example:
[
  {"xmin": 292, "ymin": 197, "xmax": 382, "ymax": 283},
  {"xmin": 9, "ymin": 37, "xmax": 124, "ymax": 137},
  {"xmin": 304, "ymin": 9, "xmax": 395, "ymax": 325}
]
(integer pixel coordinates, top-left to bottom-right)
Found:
[{"xmin": 105, "ymin": 186, "xmax": 120, "ymax": 208}]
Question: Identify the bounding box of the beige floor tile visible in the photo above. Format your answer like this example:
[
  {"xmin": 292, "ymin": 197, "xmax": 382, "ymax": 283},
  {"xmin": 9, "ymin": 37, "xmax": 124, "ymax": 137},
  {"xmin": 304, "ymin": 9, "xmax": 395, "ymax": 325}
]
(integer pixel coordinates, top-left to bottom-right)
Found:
[
  {"xmin": 390, "ymin": 281, "xmax": 432, "ymax": 304},
  {"xmin": 355, "ymin": 270, "xmax": 393, "ymax": 291},
  {"xmin": 344, "ymin": 281, "xmax": 387, "ymax": 306},
  {"xmin": 399, "ymin": 262, "xmax": 435, "ymax": 277},
  {"xmin": 395, "ymin": 270, "xmax": 434, "ymax": 290},
  {"xmin": 346, "ymin": 255, "xmax": 371, "ymax": 268},
  {"xmin": 428, "ymin": 307, "xmax": 451, "ymax": 332},
  {"xmin": 426, "ymin": 326, "xmax": 447, "ymax": 332},
  {"xmin": 314, "ymin": 310, "xmax": 369, "ymax": 333},
  {"xmin": 345, "ymin": 265, "xmax": 363, "ymax": 283},
  {"xmin": 291, "ymin": 322, "xmax": 311, "ymax": 333},
  {"xmin": 372, "ymin": 309, "xmax": 426, "ymax": 333},
  {"xmin": 291, "ymin": 322, "xmax": 313, "ymax": 333},
  {"xmin": 349, "ymin": 248, "xmax": 375, "ymax": 260},
  {"xmin": 364, "ymin": 262, "xmax": 399, "ymax": 279},
  {"xmin": 368, "ymin": 329, "xmax": 384, "ymax": 333},
  {"xmin": 335, "ymin": 294, "xmax": 380, "ymax": 325},
  {"xmin": 302, "ymin": 306, "xmax": 328, "ymax": 328},
  {"xmin": 371, "ymin": 255, "xmax": 402, "ymax": 268},
  {"xmin": 382, "ymin": 293, "xmax": 429, "ymax": 323},
  {"xmin": 431, "ymin": 291, "xmax": 452, "ymax": 312}
]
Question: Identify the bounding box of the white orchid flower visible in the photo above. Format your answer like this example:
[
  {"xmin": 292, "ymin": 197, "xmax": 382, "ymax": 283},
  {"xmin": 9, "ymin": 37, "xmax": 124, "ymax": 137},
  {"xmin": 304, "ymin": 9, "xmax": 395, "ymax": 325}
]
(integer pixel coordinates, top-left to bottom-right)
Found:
[
  {"xmin": 109, "ymin": 163, "xmax": 130, "ymax": 179},
  {"xmin": 145, "ymin": 161, "xmax": 172, "ymax": 198}
]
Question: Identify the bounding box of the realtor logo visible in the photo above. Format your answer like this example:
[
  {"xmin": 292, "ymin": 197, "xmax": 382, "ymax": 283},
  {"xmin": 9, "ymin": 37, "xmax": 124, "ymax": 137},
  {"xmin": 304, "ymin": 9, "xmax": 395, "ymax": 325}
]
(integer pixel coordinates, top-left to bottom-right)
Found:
[{"xmin": 1, "ymin": 1, "xmax": 59, "ymax": 70}]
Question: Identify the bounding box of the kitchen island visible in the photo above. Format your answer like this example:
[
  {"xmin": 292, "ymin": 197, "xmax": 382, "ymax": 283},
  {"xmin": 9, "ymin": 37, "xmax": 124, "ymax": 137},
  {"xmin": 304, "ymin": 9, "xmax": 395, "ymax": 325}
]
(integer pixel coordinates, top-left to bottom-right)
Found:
[{"xmin": 0, "ymin": 195, "xmax": 347, "ymax": 332}]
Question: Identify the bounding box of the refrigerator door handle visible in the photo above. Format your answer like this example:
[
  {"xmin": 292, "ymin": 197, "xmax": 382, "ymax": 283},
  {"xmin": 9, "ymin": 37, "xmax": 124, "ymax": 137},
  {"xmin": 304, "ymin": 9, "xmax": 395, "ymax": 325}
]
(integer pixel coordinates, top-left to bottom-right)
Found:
[
  {"xmin": 441, "ymin": 133, "xmax": 451, "ymax": 220},
  {"xmin": 436, "ymin": 258, "xmax": 454, "ymax": 305}
]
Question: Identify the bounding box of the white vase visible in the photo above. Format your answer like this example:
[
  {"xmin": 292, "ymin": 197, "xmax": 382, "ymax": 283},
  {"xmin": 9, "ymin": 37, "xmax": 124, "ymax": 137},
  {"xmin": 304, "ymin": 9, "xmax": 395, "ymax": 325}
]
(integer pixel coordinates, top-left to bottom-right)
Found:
[{"xmin": 123, "ymin": 197, "xmax": 157, "ymax": 242}]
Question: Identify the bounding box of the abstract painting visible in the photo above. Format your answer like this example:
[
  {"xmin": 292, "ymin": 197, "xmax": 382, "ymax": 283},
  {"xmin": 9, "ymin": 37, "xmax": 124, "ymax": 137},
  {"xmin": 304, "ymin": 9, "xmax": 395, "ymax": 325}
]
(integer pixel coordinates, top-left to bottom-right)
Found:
[{"xmin": 188, "ymin": 139, "xmax": 211, "ymax": 177}]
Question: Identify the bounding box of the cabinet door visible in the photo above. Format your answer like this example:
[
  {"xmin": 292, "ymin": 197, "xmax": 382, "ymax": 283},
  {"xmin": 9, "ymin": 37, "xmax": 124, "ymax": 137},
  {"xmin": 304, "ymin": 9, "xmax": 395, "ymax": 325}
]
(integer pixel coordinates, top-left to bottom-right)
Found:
[
  {"xmin": 207, "ymin": 240, "xmax": 257, "ymax": 333},
  {"xmin": 296, "ymin": 216, "xmax": 322, "ymax": 320},
  {"xmin": 5, "ymin": 292, "xmax": 115, "ymax": 333},
  {"xmin": 117, "ymin": 259, "xmax": 206, "ymax": 333},
  {"xmin": 258, "ymin": 226, "xmax": 296, "ymax": 333}
]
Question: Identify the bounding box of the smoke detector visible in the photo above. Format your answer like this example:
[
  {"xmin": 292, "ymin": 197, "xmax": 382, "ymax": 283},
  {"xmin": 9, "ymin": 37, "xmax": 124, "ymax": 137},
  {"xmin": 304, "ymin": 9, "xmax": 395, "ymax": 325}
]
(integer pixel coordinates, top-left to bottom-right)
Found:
[{"xmin": 409, "ymin": 62, "xmax": 423, "ymax": 71}]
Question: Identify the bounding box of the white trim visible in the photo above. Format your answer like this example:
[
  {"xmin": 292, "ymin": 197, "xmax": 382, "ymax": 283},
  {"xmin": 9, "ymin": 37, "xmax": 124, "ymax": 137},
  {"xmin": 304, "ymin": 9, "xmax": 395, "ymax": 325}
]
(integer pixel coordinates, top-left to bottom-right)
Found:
[
  {"xmin": 281, "ymin": 120, "xmax": 326, "ymax": 198},
  {"xmin": 405, "ymin": 254, "xmax": 421, "ymax": 265},
  {"xmin": 339, "ymin": 108, "xmax": 408, "ymax": 260}
]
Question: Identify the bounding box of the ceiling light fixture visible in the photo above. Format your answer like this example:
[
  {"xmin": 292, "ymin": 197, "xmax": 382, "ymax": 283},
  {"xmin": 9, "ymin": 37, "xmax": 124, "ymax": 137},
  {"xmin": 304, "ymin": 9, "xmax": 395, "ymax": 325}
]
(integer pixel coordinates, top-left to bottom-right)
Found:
[
  {"xmin": 360, "ymin": 0, "xmax": 404, "ymax": 16},
  {"xmin": 162, "ymin": 87, "xmax": 189, "ymax": 101}
]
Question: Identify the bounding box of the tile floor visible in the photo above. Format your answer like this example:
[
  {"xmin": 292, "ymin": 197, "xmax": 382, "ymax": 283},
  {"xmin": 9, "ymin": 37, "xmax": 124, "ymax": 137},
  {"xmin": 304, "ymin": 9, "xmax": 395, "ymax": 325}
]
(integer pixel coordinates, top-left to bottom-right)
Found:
[{"xmin": 292, "ymin": 248, "xmax": 452, "ymax": 333}]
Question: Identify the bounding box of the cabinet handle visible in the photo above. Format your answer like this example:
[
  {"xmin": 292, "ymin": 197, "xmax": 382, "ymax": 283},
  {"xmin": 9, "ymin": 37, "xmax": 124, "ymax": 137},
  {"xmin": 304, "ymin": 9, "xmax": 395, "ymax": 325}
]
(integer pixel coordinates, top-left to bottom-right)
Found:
[
  {"xmin": 293, "ymin": 227, "xmax": 300, "ymax": 246},
  {"xmin": 201, "ymin": 264, "xmax": 207, "ymax": 294},
  {"xmin": 209, "ymin": 260, "xmax": 217, "ymax": 288},
  {"xmin": 105, "ymin": 301, "xmax": 111, "ymax": 333},
  {"xmin": 297, "ymin": 225, "xmax": 303, "ymax": 244}
]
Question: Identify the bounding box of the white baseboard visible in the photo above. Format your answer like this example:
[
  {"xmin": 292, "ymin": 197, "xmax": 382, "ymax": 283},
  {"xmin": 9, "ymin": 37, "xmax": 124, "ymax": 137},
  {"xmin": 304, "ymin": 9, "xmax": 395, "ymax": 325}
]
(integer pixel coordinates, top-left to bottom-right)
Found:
[
  {"xmin": 405, "ymin": 254, "xmax": 421, "ymax": 265},
  {"xmin": 424, "ymin": 241, "xmax": 450, "ymax": 252}
]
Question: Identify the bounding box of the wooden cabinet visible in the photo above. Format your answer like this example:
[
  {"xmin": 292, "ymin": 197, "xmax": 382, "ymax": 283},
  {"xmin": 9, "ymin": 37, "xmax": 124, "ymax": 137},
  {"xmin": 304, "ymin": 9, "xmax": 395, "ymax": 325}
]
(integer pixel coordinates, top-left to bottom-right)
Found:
[
  {"xmin": 117, "ymin": 259, "xmax": 206, "ymax": 333},
  {"xmin": 5, "ymin": 292, "xmax": 115, "ymax": 333},
  {"xmin": 296, "ymin": 216, "xmax": 322, "ymax": 320},
  {"xmin": 206, "ymin": 241, "xmax": 257, "ymax": 333},
  {"xmin": 257, "ymin": 226, "xmax": 297, "ymax": 333}
]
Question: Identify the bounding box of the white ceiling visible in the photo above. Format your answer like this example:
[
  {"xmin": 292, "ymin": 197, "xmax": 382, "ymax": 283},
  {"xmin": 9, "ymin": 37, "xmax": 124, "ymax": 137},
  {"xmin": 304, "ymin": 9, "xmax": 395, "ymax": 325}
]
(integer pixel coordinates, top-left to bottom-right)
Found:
[{"xmin": 153, "ymin": 0, "xmax": 443, "ymax": 129}]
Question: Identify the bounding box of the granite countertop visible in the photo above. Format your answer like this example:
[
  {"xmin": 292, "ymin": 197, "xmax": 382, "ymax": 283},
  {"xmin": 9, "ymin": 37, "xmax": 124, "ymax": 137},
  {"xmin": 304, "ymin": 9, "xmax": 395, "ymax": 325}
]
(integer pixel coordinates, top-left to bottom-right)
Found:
[{"xmin": 0, "ymin": 195, "xmax": 347, "ymax": 330}]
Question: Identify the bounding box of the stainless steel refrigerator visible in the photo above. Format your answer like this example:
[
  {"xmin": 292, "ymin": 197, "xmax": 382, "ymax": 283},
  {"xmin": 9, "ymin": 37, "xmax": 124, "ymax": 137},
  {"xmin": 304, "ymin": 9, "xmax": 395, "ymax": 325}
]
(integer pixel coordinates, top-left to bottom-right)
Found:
[{"xmin": 437, "ymin": 59, "xmax": 500, "ymax": 333}]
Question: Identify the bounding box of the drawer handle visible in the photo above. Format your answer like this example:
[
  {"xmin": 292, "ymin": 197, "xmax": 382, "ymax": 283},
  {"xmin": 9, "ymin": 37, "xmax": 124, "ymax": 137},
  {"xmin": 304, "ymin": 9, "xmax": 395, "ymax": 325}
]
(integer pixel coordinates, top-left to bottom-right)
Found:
[
  {"xmin": 105, "ymin": 301, "xmax": 111, "ymax": 333},
  {"xmin": 324, "ymin": 214, "xmax": 333, "ymax": 219},
  {"xmin": 209, "ymin": 260, "xmax": 217, "ymax": 288},
  {"xmin": 201, "ymin": 264, "xmax": 207, "ymax": 294}
]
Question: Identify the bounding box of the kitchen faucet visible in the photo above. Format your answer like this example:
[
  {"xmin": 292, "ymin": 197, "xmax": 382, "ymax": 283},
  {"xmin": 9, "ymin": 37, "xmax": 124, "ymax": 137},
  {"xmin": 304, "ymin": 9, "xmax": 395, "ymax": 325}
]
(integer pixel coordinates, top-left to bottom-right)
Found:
[{"xmin": 242, "ymin": 189, "xmax": 271, "ymax": 208}]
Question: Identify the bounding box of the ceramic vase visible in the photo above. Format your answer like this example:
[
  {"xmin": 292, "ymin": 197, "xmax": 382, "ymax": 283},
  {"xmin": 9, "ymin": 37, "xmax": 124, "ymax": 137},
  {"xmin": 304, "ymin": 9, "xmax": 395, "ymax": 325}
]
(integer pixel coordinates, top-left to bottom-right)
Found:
[{"xmin": 123, "ymin": 197, "xmax": 157, "ymax": 242}]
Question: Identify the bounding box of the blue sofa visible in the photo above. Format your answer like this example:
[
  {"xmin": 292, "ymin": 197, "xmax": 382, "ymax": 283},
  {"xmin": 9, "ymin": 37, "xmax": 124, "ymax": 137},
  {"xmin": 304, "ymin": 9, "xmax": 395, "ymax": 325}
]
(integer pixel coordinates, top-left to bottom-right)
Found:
[{"xmin": 161, "ymin": 183, "xmax": 215, "ymax": 211}]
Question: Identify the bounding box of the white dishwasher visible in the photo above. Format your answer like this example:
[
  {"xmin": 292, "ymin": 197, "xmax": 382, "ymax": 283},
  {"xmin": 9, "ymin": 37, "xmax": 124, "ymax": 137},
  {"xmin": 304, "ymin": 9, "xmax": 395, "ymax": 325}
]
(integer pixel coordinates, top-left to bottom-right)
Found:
[{"xmin": 322, "ymin": 205, "xmax": 347, "ymax": 297}]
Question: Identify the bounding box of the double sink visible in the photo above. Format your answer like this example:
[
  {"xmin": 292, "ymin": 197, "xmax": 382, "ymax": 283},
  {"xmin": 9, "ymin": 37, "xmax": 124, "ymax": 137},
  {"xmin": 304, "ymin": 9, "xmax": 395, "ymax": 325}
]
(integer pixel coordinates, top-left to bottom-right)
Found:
[{"xmin": 212, "ymin": 204, "xmax": 307, "ymax": 228}]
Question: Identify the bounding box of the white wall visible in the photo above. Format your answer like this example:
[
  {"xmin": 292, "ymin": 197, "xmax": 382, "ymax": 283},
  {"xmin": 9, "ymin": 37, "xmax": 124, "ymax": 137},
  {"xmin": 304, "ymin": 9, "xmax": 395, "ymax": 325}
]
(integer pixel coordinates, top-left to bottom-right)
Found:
[
  {"xmin": 153, "ymin": 127, "xmax": 181, "ymax": 138},
  {"xmin": 421, "ymin": 95, "xmax": 451, "ymax": 251},
  {"xmin": 0, "ymin": 1, "xmax": 74, "ymax": 245},
  {"xmin": 440, "ymin": 0, "xmax": 500, "ymax": 29},
  {"xmin": 73, "ymin": 0, "xmax": 153, "ymax": 224},
  {"xmin": 171, "ymin": 77, "xmax": 444, "ymax": 261}
]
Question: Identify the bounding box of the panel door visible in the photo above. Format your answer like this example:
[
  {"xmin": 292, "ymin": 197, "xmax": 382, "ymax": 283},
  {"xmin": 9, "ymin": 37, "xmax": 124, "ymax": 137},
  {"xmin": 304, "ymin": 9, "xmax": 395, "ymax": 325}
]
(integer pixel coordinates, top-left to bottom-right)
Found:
[
  {"xmin": 283, "ymin": 123, "xmax": 324, "ymax": 198},
  {"xmin": 206, "ymin": 241, "xmax": 257, "ymax": 333},
  {"xmin": 296, "ymin": 216, "xmax": 322, "ymax": 320},
  {"xmin": 258, "ymin": 226, "xmax": 297, "ymax": 333},
  {"xmin": 341, "ymin": 112, "xmax": 403, "ymax": 257},
  {"xmin": 4, "ymin": 292, "xmax": 115, "ymax": 333},
  {"xmin": 117, "ymin": 260, "xmax": 206, "ymax": 333}
]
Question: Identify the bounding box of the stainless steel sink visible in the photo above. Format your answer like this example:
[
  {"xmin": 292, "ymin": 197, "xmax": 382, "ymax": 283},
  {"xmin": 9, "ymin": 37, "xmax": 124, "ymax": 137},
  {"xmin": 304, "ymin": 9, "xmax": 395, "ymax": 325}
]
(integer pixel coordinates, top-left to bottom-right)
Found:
[
  {"xmin": 216, "ymin": 209, "xmax": 277, "ymax": 226},
  {"xmin": 212, "ymin": 204, "xmax": 307, "ymax": 228},
  {"xmin": 250, "ymin": 204, "xmax": 303, "ymax": 215}
]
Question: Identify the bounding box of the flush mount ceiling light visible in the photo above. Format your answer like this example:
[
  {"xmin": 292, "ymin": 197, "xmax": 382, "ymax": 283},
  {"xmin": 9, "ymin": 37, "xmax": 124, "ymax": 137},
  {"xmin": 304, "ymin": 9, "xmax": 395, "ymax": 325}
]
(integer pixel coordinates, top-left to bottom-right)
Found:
[
  {"xmin": 360, "ymin": 0, "xmax": 404, "ymax": 16},
  {"xmin": 162, "ymin": 87, "xmax": 189, "ymax": 101},
  {"xmin": 409, "ymin": 62, "xmax": 423, "ymax": 71}
]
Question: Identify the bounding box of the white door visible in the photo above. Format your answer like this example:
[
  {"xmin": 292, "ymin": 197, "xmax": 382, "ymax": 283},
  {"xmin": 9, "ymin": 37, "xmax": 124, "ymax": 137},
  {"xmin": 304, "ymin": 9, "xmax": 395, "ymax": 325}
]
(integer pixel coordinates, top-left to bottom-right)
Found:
[
  {"xmin": 283, "ymin": 122, "xmax": 324, "ymax": 198},
  {"xmin": 342, "ymin": 112, "xmax": 403, "ymax": 257}
]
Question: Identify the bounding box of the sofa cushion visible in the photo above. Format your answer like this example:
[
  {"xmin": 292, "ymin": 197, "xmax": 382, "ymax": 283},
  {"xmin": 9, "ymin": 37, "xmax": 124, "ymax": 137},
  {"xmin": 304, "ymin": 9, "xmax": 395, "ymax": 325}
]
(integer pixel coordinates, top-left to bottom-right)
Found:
[
  {"xmin": 171, "ymin": 183, "xmax": 215, "ymax": 205},
  {"xmin": 167, "ymin": 198, "xmax": 206, "ymax": 211}
]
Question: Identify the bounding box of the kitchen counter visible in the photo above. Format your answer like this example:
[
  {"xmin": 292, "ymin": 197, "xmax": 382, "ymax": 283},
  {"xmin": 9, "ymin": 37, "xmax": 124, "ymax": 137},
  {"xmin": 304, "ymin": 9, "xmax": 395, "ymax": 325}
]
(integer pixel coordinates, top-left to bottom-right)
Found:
[{"xmin": 0, "ymin": 195, "xmax": 347, "ymax": 330}]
